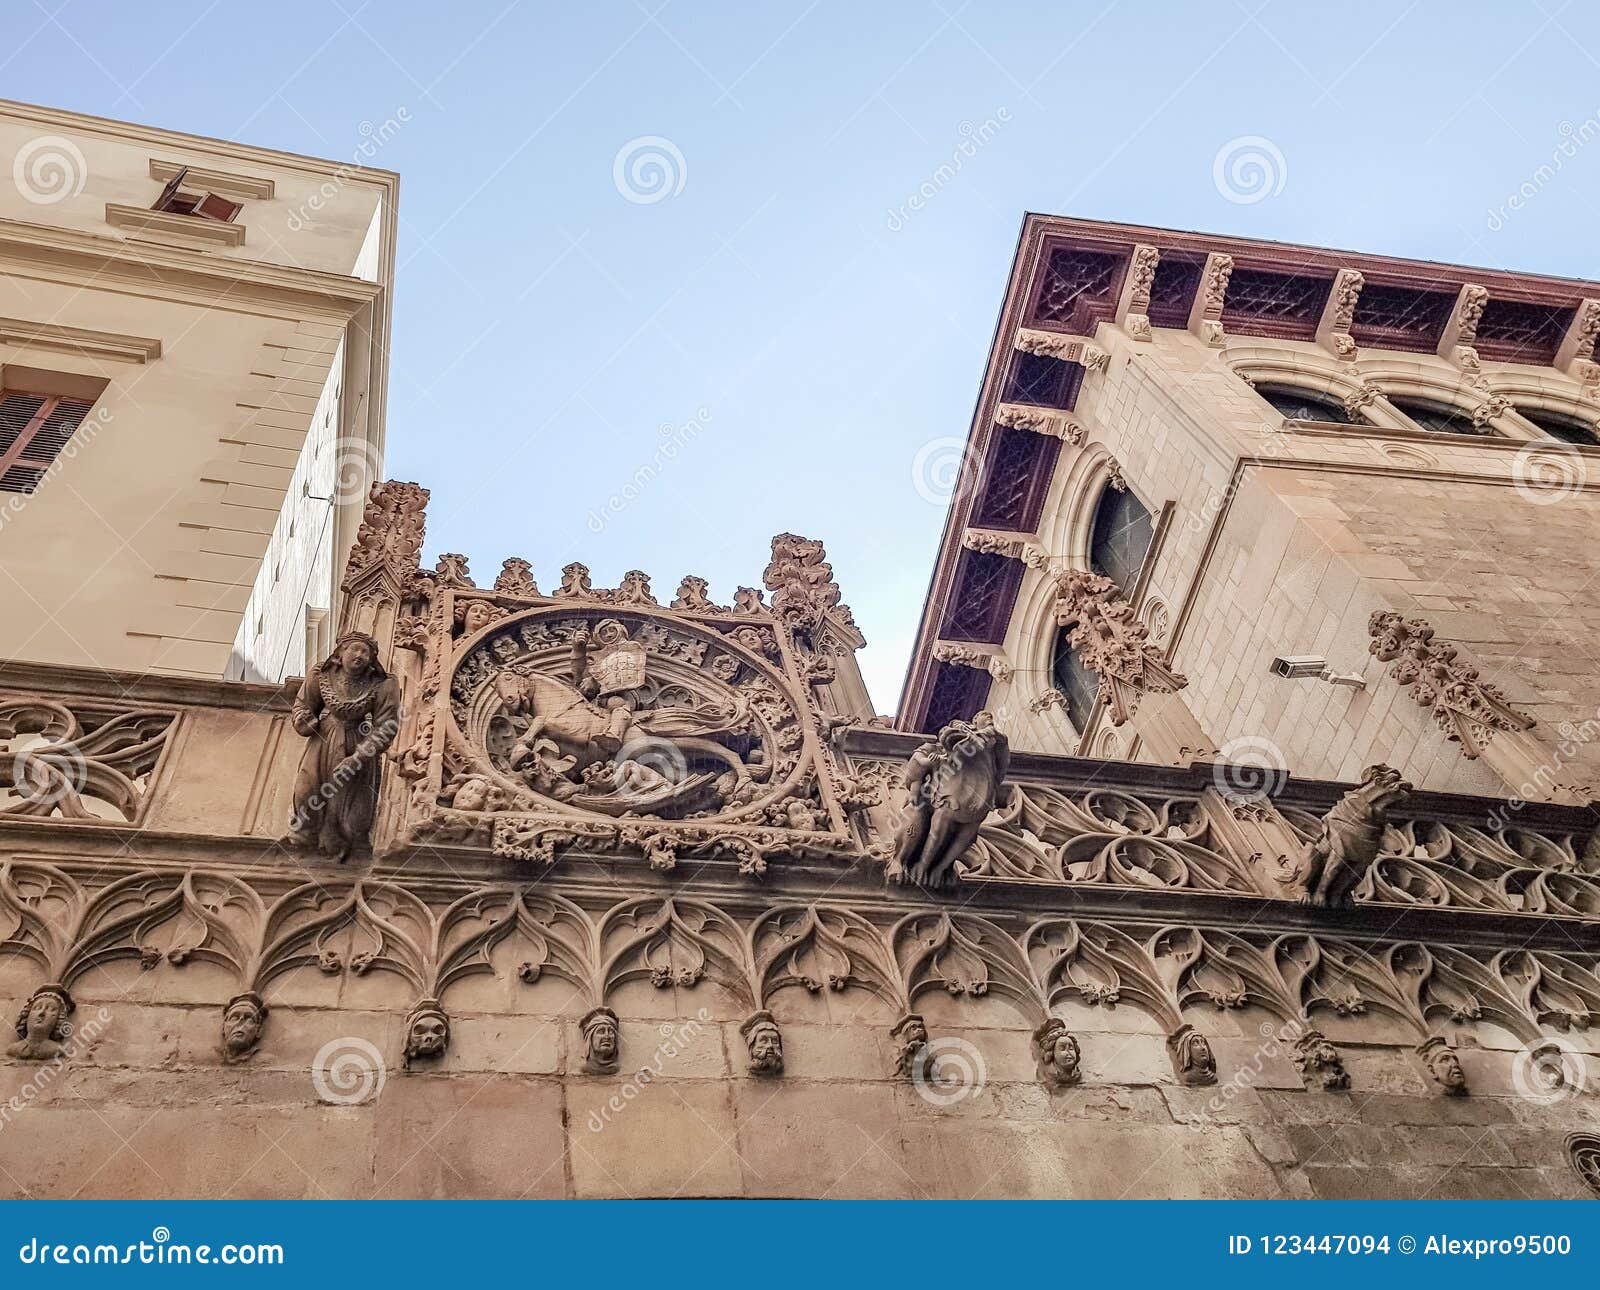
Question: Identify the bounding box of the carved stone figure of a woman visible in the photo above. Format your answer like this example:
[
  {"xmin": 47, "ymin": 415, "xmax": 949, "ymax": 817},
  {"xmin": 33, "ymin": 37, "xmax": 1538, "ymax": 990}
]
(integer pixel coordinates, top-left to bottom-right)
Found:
[{"xmin": 288, "ymin": 632, "xmax": 402, "ymax": 860}]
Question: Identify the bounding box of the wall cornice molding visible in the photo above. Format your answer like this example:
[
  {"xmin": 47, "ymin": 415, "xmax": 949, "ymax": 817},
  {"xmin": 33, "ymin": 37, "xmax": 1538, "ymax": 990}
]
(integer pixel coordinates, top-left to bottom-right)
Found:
[{"xmin": 0, "ymin": 217, "xmax": 382, "ymax": 319}]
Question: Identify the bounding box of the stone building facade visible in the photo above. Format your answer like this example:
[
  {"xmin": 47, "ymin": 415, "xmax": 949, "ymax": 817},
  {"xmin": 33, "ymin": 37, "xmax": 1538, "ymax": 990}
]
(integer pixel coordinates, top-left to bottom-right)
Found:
[
  {"xmin": 3, "ymin": 168, "xmax": 1600, "ymax": 1197},
  {"xmin": 0, "ymin": 99, "xmax": 397, "ymax": 683}
]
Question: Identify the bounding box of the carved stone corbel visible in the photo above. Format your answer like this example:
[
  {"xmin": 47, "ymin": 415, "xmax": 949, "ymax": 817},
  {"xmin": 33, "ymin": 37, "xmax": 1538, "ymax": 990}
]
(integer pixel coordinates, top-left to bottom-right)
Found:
[
  {"xmin": 220, "ymin": 991, "xmax": 267, "ymax": 1064},
  {"xmin": 580, "ymin": 1005, "xmax": 620, "ymax": 1074},
  {"xmin": 1015, "ymin": 330, "xmax": 1110, "ymax": 372},
  {"xmin": 1188, "ymin": 252, "xmax": 1233, "ymax": 347},
  {"xmin": 1417, "ymin": 1035, "xmax": 1469, "ymax": 1096},
  {"xmin": 1555, "ymin": 298, "xmax": 1600, "ymax": 381},
  {"xmin": 1032, "ymin": 1017, "xmax": 1082, "ymax": 1087},
  {"xmin": 1437, "ymin": 284, "xmax": 1488, "ymax": 370},
  {"xmin": 402, "ymin": 998, "xmax": 450, "ymax": 1070},
  {"xmin": 1028, "ymin": 688, "xmax": 1066, "ymax": 714},
  {"xmin": 995, "ymin": 403, "xmax": 1086, "ymax": 444},
  {"xmin": 739, "ymin": 1010, "xmax": 784, "ymax": 1076},
  {"xmin": 1316, "ymin": 269, "xmax": 1364, "ymax": 360},
  {"xmin": 890, "ymin": 1013, "xmax": 932, "ymax": 1080},
  {"xmin": 1116, "ymin": 243, "xmax": 1160, "ymax": 342},
  {"xmin": 1292, "ymin": 1029, "xmax": 1350, "ymax": 1090},
  {"xmin": 1166, "ymin": 1023, "xmax": 1216, "ymax": 1085},
  {"xmin": 1368, "ymin": 612, "xmax": 1535, "ymax": 758},
  {"xmin": 932, "ymin": 641, "xmax": 1011, "ymax": 683}
]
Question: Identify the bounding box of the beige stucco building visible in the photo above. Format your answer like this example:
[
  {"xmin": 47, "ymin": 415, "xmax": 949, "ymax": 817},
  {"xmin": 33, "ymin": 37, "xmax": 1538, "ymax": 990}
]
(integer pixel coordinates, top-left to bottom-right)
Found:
[
  {"xmin": 0, "ymin": 99, "xmax": 397, "ymax": 683},
  {"xmin": 4, "ymin": 124, "xmax": 1600, "ymax": 1201}
]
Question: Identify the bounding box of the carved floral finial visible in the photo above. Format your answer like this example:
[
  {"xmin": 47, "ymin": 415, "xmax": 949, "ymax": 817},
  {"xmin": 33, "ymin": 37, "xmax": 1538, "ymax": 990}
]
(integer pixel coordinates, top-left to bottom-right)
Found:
[
  {"xmin": 494, "ymin": 558, "xmax": 540, "ymax": 596},
  {"xmin": 1052, "ymin": 570, "xmax": 1186, "ymax": 726},
  {"xmin": 671, "ymin": 575, "xmax": 718, "ymax": 611},
  {"xmin": 764, "ymin": 534, "xmax": 853, "ymax": 635},
  {"xmin": 341, "ymin": 480, "xmax": 428, "ymax": 596},
  {"xmin": 557, "ymin": 562, "xmax": 594, "ymax": 598},
  {"xmin": 1368, "ymin": 612, "xmax": 1534, "ymax": 757}
]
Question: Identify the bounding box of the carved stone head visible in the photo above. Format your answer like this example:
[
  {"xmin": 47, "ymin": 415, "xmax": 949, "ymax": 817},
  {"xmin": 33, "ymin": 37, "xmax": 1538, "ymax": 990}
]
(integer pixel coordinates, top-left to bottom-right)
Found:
[
  {"xmin": 325, "ymin": 631, "xmax": 386, "ymax": 680},
  {"xmin": 221, "ymin": 991, "xmax": 268, "ymax": 1062},
  {"xmin": 458, "ymin": 600, "xmax": 497, "ymax": 637},
  {"xmin": 403, "ymin": 1000, "xmax": 450, "ymax": 1068},
  {"xmin": 1166, "ymin": 1024, "xmax": 1217, "ymax": 1086},
  {"xmin": 890, "ymin": 1013, "xmax": 930, "ymax": 1078},
  {"xmin": 1357, "ymin": 763, "xmax": 1413, "ymax": 808},
  {"xmin": 1418, "ymin": 1036, "xmax": 1468, "ymax": 1095},
  {"xmin": 1292, "ymin": 1028, "xmax": 1349, "ymax": 1091},
  {"xmin": 581, "ymin": 1006, "xmax": 620, "ymax": 1074},
  {"xmin": 740, "ymin": 1011, "xmax": 784, "ymax": 1076},
  {"xmin": 1032, "ymin": 1018, "xmax": 1082, "ymax": 1087},
  {"xmin": 9, "ymin": 983, "xmax": 74, "ymax": 1061}
]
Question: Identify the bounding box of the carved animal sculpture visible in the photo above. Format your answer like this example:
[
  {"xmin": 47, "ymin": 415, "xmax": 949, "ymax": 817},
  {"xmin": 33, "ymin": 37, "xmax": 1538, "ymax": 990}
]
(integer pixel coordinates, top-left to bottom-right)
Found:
[
  {"xmin": 1290, "ymin": 764, "xmax": 1412, "ymax": 907},
  {"xmin": 888, "ymin": 710, "xmax": 1011, "ymax": 891}
]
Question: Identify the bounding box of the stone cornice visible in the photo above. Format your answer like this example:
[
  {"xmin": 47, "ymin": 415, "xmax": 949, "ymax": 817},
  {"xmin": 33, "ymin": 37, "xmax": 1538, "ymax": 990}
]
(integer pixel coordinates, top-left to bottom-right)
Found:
[
  {"xmin": 0, "ymin": 216, "xmax": 383, "ymax": 318},
  {"xmin": 0, "ymin": 658, "xmax": 296, "ymax": 712}
]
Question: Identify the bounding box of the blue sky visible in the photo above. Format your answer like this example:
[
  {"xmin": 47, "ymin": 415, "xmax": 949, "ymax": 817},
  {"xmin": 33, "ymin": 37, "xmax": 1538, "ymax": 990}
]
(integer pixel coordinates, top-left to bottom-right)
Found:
[{"xmin": 9, "ymin": 1, "xmax": 1600, "ymax": 707}]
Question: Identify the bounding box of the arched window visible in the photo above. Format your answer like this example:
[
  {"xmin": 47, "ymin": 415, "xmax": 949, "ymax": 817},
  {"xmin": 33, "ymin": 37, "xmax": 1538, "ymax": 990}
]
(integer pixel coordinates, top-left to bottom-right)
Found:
[
  {"xmin": 1519, "ymin": 406, "xmax": 1599, "ymax": 447},
  {"xmin": 1388, "ymin": 397, "xmax": 1490, "ymax": 437},
  {"xmin": 1257, "ymin": 384, "xmax": 1354, "ymax": 425},
  {"xmin": 1052, "ymin": 483, "xmax": 1154, "ymax": 732}
]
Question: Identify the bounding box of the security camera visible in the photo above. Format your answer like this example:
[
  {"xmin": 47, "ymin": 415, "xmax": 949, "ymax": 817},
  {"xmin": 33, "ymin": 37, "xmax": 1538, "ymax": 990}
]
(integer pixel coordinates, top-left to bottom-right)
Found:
[{"xmin": 1269, "ymin": 655, "xmax": 1366, "ymax": 690}]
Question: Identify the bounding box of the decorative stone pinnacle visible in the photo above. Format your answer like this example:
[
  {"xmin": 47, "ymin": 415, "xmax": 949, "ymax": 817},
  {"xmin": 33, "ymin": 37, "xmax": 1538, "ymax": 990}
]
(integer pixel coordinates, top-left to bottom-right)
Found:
[
  {"xmin": 1052, "ymin": 570, "xmax": 1187, "ymax": 726},
  {"xmin": 1368, "ymin": 611, "xmax": 1535, "ymax": 758}
]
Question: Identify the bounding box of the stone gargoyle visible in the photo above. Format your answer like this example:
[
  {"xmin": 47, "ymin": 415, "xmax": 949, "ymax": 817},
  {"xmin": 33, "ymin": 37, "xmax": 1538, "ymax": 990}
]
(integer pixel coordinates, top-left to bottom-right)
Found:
[
  {"xmin": 886, "ymin": 710, "xmax": 1011, "ymax": 891},
  {"xmin": 1280, "ymin": 764, "xmax": 1412, "ymax": 907}
]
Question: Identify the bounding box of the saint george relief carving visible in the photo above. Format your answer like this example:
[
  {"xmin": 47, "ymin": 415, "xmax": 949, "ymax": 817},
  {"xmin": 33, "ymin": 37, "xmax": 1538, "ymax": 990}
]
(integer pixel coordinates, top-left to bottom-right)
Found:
[
  {"xmin": 886, "ymin": 710, "xmax": 1011, "ymax": 891},
  {"xmin": 288, "ymin": 632, "xmax": 403, "ymax": 860}
]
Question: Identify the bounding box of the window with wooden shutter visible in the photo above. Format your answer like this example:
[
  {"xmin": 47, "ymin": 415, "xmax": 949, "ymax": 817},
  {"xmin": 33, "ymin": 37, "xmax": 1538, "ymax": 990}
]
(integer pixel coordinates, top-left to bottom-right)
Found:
[
  {"xmin": 0, "ymin": 391, "xmax": 97, "ymax": 494},
  {"xmin": 151, "ymin": 166, "xmax": 243, "ymax": 223}
]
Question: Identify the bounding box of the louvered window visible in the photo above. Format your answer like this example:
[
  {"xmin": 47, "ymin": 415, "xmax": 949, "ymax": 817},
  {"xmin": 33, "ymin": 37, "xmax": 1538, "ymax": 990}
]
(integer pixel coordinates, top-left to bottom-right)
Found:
[{"xmin": 0, "ymin": 392, "xmax": 96, "ymax": 494}]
